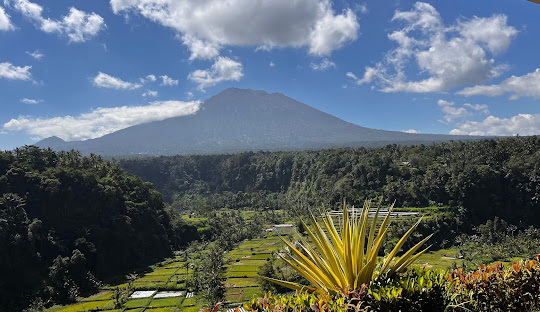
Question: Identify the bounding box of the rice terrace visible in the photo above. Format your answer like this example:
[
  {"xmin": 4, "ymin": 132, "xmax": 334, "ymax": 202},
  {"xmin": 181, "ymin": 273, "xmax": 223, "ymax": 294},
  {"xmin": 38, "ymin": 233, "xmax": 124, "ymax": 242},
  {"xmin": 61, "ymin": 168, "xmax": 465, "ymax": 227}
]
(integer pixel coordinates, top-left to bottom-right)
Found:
[{"xmin": 2, "ymin": 0, "xmax": 540, "ymax": 311}]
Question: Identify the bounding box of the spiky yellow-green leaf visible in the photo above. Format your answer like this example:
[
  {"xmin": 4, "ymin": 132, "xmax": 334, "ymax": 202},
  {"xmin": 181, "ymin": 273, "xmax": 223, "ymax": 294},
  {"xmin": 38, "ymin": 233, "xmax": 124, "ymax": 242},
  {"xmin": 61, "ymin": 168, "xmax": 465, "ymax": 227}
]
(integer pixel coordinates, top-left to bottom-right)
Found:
[{"xmin": 261, "ymin": 200, "xmax": 431, "ymax": 295}]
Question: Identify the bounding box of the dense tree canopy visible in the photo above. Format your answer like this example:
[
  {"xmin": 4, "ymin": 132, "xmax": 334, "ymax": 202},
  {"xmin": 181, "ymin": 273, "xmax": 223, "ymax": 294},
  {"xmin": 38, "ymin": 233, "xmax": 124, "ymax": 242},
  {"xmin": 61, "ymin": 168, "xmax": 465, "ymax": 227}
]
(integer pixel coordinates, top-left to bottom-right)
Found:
[
  {"xmin": 119, "ymin": 136, "xmax": 540, "ymax": 227},
  {"xmin": 0, "ymin": 147, "xmax": 196, "ymax": 311}
]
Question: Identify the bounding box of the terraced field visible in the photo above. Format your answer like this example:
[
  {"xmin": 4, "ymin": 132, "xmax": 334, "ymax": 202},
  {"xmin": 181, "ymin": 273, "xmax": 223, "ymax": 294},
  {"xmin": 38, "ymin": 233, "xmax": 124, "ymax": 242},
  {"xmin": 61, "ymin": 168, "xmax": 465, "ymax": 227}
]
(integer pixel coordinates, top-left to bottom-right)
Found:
[
  {"xmin": 223, "ymin": 232, "xmax": 284, "ymax": 304},
  {"xmin": 45, "ymin": 208, "xmax": 460, "ymax": 312}
]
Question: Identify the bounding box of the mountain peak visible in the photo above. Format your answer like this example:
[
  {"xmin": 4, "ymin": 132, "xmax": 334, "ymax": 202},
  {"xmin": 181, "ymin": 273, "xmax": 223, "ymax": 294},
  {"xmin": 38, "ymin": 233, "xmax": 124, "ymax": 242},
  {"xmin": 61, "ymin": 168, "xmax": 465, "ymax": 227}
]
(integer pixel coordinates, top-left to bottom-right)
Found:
[
  {"xmin": 219, "ymin": 87, "xmax": 269, "ymax": 95},
  {"xmin": 34, "ymin": 88, "xmax": 480, "ymax": 156},
  {"xmin": 36, "ymin": 136, "xmax": 65, "ymax": 145}
]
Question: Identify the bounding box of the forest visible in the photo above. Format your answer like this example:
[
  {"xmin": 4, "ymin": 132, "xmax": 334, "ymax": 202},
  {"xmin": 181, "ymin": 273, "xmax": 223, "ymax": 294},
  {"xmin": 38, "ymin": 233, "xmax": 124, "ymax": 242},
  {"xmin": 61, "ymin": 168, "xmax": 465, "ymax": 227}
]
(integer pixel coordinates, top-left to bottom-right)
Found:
[
  {"xmin": 118, "ymin": 136, "xmax": 540, "ymax": 228},
  {"xmin": 0, "ymin": 147, "xmax": 198, "ymax": 311}
]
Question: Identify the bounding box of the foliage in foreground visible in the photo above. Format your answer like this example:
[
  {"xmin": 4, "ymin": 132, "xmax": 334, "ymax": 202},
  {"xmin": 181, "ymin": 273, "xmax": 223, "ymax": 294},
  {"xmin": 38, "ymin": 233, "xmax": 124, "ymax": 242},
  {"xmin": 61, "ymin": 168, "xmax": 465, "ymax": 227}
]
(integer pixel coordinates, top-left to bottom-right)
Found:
[
  {"xmin": 447, "ymin": 256, "xmax": 540, "ymax": 312},
  {"xmin": 249, "ymin": 256, "xmax": 540, "ymax": 312},
  {"xmin": 263, "ymin": 201, "xmax": 432, "ymax": 295}
]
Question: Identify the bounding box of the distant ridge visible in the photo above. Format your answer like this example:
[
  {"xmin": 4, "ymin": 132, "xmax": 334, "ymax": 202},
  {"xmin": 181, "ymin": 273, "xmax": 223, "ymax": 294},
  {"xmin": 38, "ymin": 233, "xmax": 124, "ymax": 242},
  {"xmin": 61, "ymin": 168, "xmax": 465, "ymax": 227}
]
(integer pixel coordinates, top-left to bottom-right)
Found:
[{"xmin": 36, "ymin": 88, "xmax": 483, "ymax": 156}]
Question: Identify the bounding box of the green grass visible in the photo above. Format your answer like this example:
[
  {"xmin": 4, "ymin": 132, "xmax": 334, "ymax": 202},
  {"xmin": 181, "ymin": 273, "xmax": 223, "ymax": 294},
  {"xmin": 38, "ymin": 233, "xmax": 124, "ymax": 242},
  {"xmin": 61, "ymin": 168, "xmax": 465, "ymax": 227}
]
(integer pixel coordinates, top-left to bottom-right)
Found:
[
  {"xmin": 227, "ymin": 265, "xmax": 260, "ymax": 272},
  {"xmin": 80, "ymin": 290, "xmax": 113, "ymax": 301},
  {"xmin": 416, "ymin": 248, "xmax": 463, "ymax": 270},
  {"xmin": 149, "ymin": 268, "xmax": 180, "ymax": 275},
  {"xmin": 124, "ymin": 298, "xmax": 152, "ymax": 309},
  {"xmin": 145, "ymin": 307, "xmax": 179, "ymax": 312},
  {"xmin": 162, "ymin": 261, "xmax": 186, "ymax": 269},
  {"xmin": 241, "ymin": 287, "xmax": 262, "ymax": 301},
  {"xmin": 181, "ymin": 306, "xmax": 202, "ymax": 312},
  {"xmin": 52, "ymin": 300, "xmax": 114, "ymax": 312},
  {"xmin": 137, "ymin": 275, "xmax": 172, "ymax": 282},
  {"xmin": 148, "ymin": 296, "xmax": 183, "ymax": 307},
  {"xmin": 225, "ymin": 271, "xmax": 259, "ymax": 278},
  {"xmin": 225, "ymin": 277, "xmax": 259, "ymax": 288},
  {"xmin": 181, "ymin": 297, "xmax": 197, "ymax": 307}
]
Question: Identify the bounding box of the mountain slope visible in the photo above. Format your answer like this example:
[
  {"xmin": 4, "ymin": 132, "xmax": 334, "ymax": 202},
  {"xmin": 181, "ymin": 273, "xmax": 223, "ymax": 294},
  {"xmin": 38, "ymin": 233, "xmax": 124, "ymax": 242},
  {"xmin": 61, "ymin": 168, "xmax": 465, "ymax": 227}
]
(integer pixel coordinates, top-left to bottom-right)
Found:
[{"xmin": 36, "ymin": 88, "xmax": 480, "ymax": 156}]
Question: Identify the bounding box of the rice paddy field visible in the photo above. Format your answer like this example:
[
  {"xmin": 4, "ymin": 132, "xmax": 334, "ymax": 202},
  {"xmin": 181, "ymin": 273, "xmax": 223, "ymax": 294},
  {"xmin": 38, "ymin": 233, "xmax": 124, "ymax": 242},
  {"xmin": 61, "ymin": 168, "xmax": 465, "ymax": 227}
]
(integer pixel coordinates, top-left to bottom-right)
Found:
[{"xmin": 45, "ymin": 208, "xmax": 465, "ymax": 312}]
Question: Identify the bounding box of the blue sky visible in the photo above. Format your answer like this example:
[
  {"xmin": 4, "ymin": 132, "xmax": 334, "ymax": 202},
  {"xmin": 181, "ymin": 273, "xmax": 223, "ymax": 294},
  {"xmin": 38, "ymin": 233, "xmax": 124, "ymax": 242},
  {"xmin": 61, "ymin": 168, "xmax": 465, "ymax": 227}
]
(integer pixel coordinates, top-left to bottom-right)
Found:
[{"xmin": 1, "ymin": 0, "xmax": 540, "ymax": 150}]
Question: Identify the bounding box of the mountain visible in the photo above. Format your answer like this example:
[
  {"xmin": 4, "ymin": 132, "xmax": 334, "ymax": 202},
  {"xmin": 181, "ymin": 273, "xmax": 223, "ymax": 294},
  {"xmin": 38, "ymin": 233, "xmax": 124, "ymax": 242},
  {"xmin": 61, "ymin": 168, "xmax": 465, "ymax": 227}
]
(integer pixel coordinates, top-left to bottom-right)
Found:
[{"xmin": 36, "ymin": 88, "xmax": 482, "ymax": 156}]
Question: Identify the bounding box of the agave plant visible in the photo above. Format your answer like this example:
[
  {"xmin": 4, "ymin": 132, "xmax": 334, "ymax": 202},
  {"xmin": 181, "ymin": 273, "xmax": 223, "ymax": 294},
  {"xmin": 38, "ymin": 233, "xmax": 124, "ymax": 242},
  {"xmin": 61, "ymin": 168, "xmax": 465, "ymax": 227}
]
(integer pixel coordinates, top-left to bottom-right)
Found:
[{"xmin": 263, "ymin": 201, "xmax": 432, "ymax": 295}]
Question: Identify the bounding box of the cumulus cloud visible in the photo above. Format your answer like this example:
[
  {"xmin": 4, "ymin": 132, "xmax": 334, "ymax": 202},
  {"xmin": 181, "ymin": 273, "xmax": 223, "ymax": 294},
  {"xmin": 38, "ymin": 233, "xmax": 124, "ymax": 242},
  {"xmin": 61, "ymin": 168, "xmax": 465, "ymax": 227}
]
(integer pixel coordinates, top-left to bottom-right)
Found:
[
  {"xmin": 109, "ymin": 0, "xmax": 359, "ymax": 59},
  {"xmin": 93, "ymin": 72, "xmax": 142, "ymax": 90},
  {"xmin": 310, "ymin": 58, "xmax": 336, "ymax": 71},
  {"xmin": 3, "ymin": 100, "xmax": 202, "ymax": 141},
  {"xmin": 142, "ymin": 90, "xmax": 158, "ymax": 97},
  {"xmin": 450, "ymin": 114, "xmax": 540, "ymax": 136},
  {"xmin": 309, "ymin": 7, "xmax": 359, "ymax": 56},
  {"xmin": 182, "ymin": 34, "xmax": 220, "ymax": 60},
  {"xmin": 0, "ymin": 62, "xmax": 32, "ymax": 81},
  {"xmin": 0, "ymin": 5, "xmax": 14, "ymax": 30},
  {"xmin": 160, "ymin": 75, "xmax": 178, "ymax": 86},
  {"xmin": 402, "ymin": 129, "xmax": 419, "ymax": 134},
  {"xmin": 7, "ymin": 0, "xmax": 105, "ymax": 42},
  {"xmin": 458, "ymin": 68, "xmax": 540, "ymax": 99},
  {"xmin": 459, "ymin": 15, "xmax": 516, "ymax": 54},
  {"xmin": 437, "ymin": 99, "xmax": 472, "ymax": 123},
  {"xmin": 347, "ymin": 2, "xmax": 517, "ymax": 93},
  {"xmin": 269, "ymin": 61, "xmax": 275, "ymax": 67},
  {"xmin": 26, "ymin": 50, "xmax": 44, "ymax": 60},
  {"xmin": 188, "ymin": 56, "xmax": 243, "ymax": 91},
  {"xmin": 20, "ymin": 98, "xmax": 42, "ymax": 104}
]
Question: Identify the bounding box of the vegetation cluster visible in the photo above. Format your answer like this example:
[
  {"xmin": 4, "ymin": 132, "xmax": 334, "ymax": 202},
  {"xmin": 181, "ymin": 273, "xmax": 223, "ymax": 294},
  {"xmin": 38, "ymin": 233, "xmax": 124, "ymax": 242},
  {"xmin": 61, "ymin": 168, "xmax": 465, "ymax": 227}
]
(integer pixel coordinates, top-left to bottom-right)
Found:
[
  {"xmin": 118, "ymin": 136, "xmax": 540, "ymax": 233},
  {"xmin": 0, "ymin": 147, "xmax": 198, "ymax": 311}
]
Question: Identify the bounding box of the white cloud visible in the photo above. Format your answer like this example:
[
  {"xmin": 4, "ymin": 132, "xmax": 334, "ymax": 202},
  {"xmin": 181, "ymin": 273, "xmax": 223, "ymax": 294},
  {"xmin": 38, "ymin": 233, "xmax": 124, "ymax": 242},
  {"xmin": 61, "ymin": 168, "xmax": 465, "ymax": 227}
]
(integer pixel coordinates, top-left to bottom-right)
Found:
[
  {"xmin": 186, "ymin": 91, "xmax": 194, "ymax": 99},
  {"xmin": 3, "ymin": 100, "xmax": 202, "ymax": 141},
  {"xmin": 347, "ymin": 2, "xmax": 517, "ymax": 93},
  {"xmin": 109, "ymin": 0, "xmax": 359, "ymax": 59},
  {"xmin": 20, "ymin": 98, "xmax": 42, "ymax": 104},
  {"xmin": 182, "ymin": 34, "xmax": 220, "ymax": 60},
  {"xmin": 450, "ymin": 114, "xmax": 540, "ymax": 136},
  {"xmin": 437, "ymin": 99, "xmax": 472, "ymax": 123},
  {"xmin": 402, "ymin": 129, "xmax": 419, "ymax": 134},
  {"xmin": 188, "ymin": 56, "xmax": 243, "ymax": 91},
  {"xmin": 269, "ymin": 61, "xmax": 275, "ymax": 67},
  {"xmin": 146, "ymin": 74, "xmax": 156, "ymax": 82},
  {"xmin": 347, "ymin": 67, "xmax": 378, "ymax": 85},
  {"xmin": 160, "ymin": 75, "xmax": 178, "ymax": 86},
  {"xmin": 26, "ymin": 49, "xmax": 44, "ymax": 60},
  {"xmin": 142, "ymin": 90, "xmax": 158, "ymax": 97},
  {"xmin": 458, "ymin": 68, "xmax": 540, "ymax": 99},
  {"xmin": 309, "ymin": 7, "xmax": 359, "ymax": 56},
  {"xmin": 0, "ymin": 62, "xmax": 32, "ymax": 81},
  {"xmin": 8, "ymin": 0, "xmax": 106, "ymax": 42},
  {"xmin": 464, "ymin": 103, "xmax": 490, "ymax": 114},
  {"xmin": 310, "ymin": 58, "xmax": 336, "ymax": 71},
  {"xmin": 139, "ymin": 74, "xmax": 157, "ymax": 84},
  {"xmin": 0, "ymin": 5, "xmax": 14, "ymax": 30},
  {"xmin": 93, "ymin": 72, "xmax": 142, "ymax": 90},
  {"xmin": 459, "ymin": 15, "xmax": 517, "ymax": 54}
]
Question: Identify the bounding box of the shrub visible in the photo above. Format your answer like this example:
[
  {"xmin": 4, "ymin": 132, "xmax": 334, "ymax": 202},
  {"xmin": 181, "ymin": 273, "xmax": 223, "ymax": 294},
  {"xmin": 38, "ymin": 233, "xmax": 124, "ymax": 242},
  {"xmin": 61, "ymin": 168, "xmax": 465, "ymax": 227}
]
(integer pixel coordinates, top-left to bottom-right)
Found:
[
  {"xmin": 244, "ymin": 292, "xmax": 365, "ymax": 312},
  {"xmin": 367, "ymin": 266, "xmax": 447, "ymax": 312},
  {"xmin": 447, "ymin": 256, "xmax": 540, "ymax": 312}
]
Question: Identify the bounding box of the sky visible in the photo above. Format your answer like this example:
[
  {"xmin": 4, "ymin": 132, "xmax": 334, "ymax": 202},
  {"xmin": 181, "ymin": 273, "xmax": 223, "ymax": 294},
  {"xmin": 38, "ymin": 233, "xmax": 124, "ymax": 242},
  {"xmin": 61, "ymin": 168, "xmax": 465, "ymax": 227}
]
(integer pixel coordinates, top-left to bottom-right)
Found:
[{"xmin": 1, "ymin": 0, "xmax": 540, "ymax": 150}]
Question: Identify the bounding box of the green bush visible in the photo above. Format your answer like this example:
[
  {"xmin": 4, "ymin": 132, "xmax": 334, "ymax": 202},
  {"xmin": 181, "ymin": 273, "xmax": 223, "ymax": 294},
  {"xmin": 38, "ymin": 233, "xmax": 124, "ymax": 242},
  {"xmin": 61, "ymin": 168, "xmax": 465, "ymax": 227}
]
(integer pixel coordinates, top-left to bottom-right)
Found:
[
  {"xmin": 447, "ymin": 256, "xmax": 540, "ymax": 312},
  {"xmin": 366, "ymin": 267, "xmax": 447, "ymax": 312}
]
